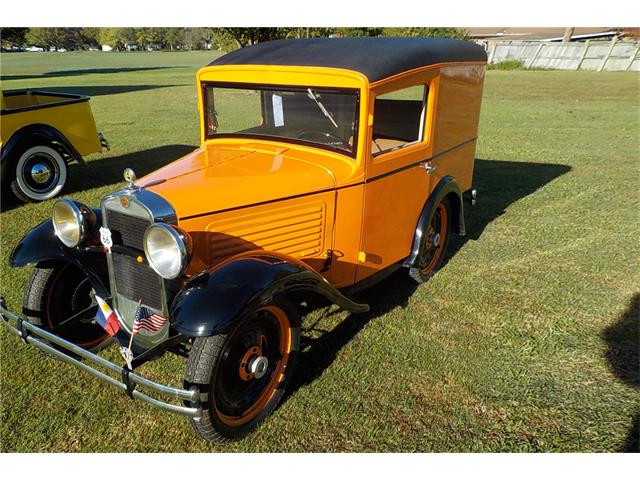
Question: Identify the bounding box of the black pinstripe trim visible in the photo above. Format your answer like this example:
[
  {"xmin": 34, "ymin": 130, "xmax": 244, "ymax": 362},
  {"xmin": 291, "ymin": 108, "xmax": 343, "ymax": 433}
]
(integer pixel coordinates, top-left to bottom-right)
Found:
[
  {"xmin": 365, "ymin": 137, "xmax": 477, "ymax": 183},
  {"xmin": 178, "ymin": 137, "xmax": 476, "ymax": 221}
]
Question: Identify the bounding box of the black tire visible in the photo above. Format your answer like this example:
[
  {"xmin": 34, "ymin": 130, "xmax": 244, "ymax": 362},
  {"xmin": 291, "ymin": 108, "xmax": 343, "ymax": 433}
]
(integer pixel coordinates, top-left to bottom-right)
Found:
[
  {"xmin": 9, "ymin": 143, "xmax": 68, "ymax": 203},
  {"xmin": 184, "ymin": 297, "xmax": 300, "ymax": 442},
  {"xmin": 408, "ymin": 197, "xmax": 452, "ymax": 284},
  {"xmin": 23, "ymin": 261, "xmax": 111, "ymax": 353}
]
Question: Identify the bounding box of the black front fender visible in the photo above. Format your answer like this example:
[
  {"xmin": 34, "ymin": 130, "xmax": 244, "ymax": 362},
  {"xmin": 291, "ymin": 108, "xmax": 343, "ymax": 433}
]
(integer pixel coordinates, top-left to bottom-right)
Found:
[
  {"xmin": 170, "ymin": 251, "xmax": 369, "ymax": 337},
  {"xmin": 9, "ymin": 208, "xmax": 110, "ymax": 298}
]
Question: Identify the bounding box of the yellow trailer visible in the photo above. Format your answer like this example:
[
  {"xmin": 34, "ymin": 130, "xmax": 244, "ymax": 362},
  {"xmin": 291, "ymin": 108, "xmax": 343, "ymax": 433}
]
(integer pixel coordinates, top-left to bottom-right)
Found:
[{"xmin": 1, "ymin": 89, "xmax": 108, "ymax": 202}]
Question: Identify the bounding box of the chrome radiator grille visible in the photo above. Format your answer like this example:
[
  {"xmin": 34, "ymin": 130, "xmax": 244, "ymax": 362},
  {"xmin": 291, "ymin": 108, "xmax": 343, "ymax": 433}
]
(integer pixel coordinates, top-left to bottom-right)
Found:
[
  {"xmin": 104, "ymin": 206, "xmax": 164, "ymax": 312},
  {"xmin": 111, "ymin": 252, "xmax": 163, "ymax": 310},
  {"xmin": 104, "ymin": 209, "xmax": 149, "ymax": 250}
]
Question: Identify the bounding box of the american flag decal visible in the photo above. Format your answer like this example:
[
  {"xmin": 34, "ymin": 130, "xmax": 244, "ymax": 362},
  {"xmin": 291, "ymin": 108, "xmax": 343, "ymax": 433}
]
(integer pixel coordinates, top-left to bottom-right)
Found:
[{"xmin": 132, "ymin": 304, "xmax": 167, "ymax": 334}]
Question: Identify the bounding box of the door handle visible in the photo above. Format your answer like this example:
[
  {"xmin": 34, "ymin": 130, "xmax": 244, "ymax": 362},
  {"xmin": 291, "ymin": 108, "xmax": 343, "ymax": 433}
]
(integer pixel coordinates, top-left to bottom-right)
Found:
[{"xmin": 424, "ymin": 163, "xmax": 437, "ymax": 174}]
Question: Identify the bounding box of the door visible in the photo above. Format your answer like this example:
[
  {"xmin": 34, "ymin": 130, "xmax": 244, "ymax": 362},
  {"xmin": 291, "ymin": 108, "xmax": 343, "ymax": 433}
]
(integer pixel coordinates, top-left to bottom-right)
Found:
[{"xmin": 356, "ymin": 76, "xmax": 438, "ymax": 283}]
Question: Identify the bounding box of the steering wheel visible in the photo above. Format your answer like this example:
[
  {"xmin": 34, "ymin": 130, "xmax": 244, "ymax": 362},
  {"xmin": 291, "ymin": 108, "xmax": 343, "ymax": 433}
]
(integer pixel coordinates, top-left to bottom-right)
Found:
[{"xmin": 297, "ymin": 131, "xmax": 350, "ymax": 147}]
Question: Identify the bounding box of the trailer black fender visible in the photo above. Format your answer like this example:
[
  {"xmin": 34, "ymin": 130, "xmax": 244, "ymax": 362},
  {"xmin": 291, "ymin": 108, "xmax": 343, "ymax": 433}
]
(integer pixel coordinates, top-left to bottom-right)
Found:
[
  {"xmin": 1, "ymin": 124, "xmax": 84, "ymax": 185},
  {"xmin": 9, "ymin": 208, "xmax": 110, "ymax": 299},
  {"xmin": 170, "ymin": 251, "xmax": 370, "ymax": 337},
  {"xmin": 403, "ymin": 176, "xmax": 465, "ymax": 269}
]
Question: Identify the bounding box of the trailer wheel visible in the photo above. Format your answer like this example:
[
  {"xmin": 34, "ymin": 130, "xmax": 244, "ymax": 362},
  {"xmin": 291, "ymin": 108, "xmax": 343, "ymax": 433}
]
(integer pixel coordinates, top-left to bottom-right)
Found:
[
  {"xmin": 10, "ymin": 144, "xmax": 68, "ymax": 202},
  {"xmin": 184, "ymin": 297, "xmax": 300, "ymax": 442}
]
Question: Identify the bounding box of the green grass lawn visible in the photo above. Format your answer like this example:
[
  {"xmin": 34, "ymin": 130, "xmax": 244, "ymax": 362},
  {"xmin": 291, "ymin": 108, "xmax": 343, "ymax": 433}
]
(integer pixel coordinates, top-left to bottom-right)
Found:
[{"xmin": 0, "ymin": 51, "xmax": 638, "ymax": 452}]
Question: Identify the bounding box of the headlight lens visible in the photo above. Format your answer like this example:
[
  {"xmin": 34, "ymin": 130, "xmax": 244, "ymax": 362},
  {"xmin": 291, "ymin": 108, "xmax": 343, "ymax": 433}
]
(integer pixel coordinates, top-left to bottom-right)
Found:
[
  {"xmin": 52, "ymin": 199, "xmax": 88, "ymax": 248},
  {"xmin": 143, "ymin": 223, "xmax": 190, "ymax": 279}
]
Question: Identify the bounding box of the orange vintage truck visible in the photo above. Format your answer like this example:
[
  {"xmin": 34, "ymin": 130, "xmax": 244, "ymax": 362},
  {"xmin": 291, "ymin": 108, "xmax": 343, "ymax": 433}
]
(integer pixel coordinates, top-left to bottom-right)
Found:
[{"xmin": 0, "ymin": 37, "xmax": 486, "ymax": 442}]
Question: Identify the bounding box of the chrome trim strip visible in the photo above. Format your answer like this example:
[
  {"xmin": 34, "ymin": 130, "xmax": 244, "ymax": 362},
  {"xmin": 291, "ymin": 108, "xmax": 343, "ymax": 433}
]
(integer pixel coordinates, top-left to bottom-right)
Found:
[{"xmin": 0, "ymin": 301, "xmax": 202, "ymax": 419}]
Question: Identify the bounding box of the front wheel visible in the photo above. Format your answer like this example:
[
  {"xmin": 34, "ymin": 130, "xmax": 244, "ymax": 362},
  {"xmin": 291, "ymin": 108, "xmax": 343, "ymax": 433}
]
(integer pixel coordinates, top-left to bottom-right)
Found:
[
  {"xmin": 23, "ymin": 261, "xmax": 111, "ymax": 351},
  {"xmin": 184, "ymin": 297, "xmax": 300, "ymax": 442},
  {"xmin": 10, "ymin": 144, "xmax": 68, "ymax": 202}
]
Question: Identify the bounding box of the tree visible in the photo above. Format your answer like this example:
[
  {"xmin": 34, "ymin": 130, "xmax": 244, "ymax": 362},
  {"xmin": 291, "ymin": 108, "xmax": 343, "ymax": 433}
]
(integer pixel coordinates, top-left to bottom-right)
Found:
[
  {"xmin": 25, "ymin": 28, "xmax": 62, "ymax": 48},
  {"xmin": 81, "ymin": 27, "xmax": 101, "ymax": 47},
  {"xmin": 287, "ymin": 27, "xmax": 333, "ymax": 39},
  {"xmin": 95, "ymin": 27, "xmax": 136, "ymax": 50},
  {"xmin": 164, "ymin": 28, "xmax": 185, "ymax": 50},
  {"xmin": 0, "ymin": 28, "xmax": 28, "ymax": 45},
  {"xmin": 135, "ymin": 27, "xmax": 162, "ymax": 49},
  {"xmin": 331, "ymin": 27, "xmax": 384, "ymax": 37},
  {"xmin": 220, "ymin": 28, "xmax": 294, "ymax": 48},
  {"xmin": 381, "ymin": 27, "xmax": 469, "ymax": 40}
]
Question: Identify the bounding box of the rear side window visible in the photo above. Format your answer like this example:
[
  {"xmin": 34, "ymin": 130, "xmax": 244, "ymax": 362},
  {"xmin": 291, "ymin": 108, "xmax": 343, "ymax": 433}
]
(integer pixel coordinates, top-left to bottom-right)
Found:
[{"xmin": 372, "ymin": 85, "xmax": 428, "ymax": 156}]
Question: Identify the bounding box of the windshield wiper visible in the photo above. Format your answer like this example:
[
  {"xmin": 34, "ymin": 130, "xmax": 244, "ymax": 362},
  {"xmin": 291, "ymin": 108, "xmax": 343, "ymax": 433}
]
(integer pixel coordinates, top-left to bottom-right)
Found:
[{"xmin": 307, "ymin": 88, "xmax": 338, "ymax": 129}]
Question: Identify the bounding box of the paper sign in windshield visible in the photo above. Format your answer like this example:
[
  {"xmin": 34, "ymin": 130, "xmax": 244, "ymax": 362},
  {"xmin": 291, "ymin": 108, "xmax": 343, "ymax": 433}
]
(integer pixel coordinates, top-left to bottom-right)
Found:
[{"xmin": 272, "ymin": 94, "xmax": 284, "ymax": 127}]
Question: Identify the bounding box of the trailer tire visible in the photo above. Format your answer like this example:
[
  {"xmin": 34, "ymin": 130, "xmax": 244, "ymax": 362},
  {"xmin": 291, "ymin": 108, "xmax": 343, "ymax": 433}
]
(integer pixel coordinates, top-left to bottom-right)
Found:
[{"xmin": 10, "ymin": 143, "xmax": 68, "ymax": 202}]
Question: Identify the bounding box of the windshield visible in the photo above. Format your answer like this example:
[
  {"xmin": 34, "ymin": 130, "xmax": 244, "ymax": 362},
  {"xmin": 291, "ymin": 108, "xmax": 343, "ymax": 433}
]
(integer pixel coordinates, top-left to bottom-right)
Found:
[{"xmin": 203, "ymin": 83, "xmax": 359, "ymax": 156}]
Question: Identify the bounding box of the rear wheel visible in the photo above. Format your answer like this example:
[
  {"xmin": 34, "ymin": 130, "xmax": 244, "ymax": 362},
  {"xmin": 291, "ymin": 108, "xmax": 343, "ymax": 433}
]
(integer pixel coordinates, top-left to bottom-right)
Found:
[
  {"xmin": 409, "ymin": 197, "xmax": 452, "ymax": 284},
  {"xmin": 10, "ymin": 144, "xmax": 68, "ymax": 202},
  {"xmin": 184, "ymin": 297, "xmax": 299, "ymax": 442},
  {"xmin": 23, "ymin": 262, "xmax": 111, "ymax": 351}
]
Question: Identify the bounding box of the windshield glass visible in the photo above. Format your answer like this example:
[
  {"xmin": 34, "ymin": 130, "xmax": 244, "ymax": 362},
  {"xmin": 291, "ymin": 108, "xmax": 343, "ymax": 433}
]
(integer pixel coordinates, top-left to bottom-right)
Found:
[{"xmin": 203, "ymin": 84, "xmax": 359, "ymax": 156}]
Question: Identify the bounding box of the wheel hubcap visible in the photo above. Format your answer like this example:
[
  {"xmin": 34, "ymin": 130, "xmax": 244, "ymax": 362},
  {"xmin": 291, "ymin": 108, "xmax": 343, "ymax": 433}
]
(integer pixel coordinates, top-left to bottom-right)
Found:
[
  {"xmin": 214, "ymin": 305, "xmax": 292, "ymax": 426},
  {"xmin": 30, "ymin": 163, "xmax": 52, "ymax": 184},
  {"xmin": 249, "ymin": 356, "xmax": 269, "ymax": 379},
  {"xmin": 432, "ymin": 232, "xmax": 441, "ymax": 248},
  {"xmin": 22, "ymin": 152, "xmax": 60, "ymax": 193}
]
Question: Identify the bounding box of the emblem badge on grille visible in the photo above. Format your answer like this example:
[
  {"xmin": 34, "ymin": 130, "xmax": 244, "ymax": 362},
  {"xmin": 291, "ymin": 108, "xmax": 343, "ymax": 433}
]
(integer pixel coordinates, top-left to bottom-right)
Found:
[
  {"xmin": 119, "ymin": 196, "xmax": 130, "ymax": 208},
  {"xmin": 99, "ymin": 227, "xmax": 113, "ymax": 252}
]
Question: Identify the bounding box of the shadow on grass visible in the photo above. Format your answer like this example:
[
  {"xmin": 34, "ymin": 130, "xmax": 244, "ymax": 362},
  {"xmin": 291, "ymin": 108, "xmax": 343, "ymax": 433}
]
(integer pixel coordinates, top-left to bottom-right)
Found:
[
  {"xmin": 446, "ymin": 158, "xmax": 572, "ymax": 262},
  {"xmin": 283, "ymin": 269, "xmax": 418, "ymax": 404},
  {"xmin": 602, "ymin": 293, "xmax": 639, "ymax": 452},
  {"xmin": 1, "ymin": 66, "xmax": 180, "ymax": 82},
  {"xmin": 34, "ymin": 85, "xmax": 183, "ymax": 97},
  {"xmin": 283, "ymin": 158, "xmax": 572, "ymax": 407},
  {"xmin": 1, "ymin": 144, "xmax": 195, "ymax": 212}
]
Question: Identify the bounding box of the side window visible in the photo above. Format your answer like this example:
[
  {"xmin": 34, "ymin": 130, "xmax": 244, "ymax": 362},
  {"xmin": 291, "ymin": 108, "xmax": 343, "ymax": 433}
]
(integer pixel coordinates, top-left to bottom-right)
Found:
[{"xmin": 372, "ymin": 84, "xmax": 428, "ymax": 156}]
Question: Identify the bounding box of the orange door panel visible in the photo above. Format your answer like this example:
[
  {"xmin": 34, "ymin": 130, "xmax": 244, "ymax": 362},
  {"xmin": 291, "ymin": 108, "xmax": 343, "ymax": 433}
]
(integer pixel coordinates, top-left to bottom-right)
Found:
[{"xmin": 356, "ymin": 164, "xmax": 429, "ymax": 282}]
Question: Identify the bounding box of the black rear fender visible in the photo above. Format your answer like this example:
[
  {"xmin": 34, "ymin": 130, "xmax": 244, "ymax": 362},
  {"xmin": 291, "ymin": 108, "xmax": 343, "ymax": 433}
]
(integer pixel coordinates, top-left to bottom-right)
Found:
[{"xmin": 403, "ymin": 176, "xmax": 465, "ymax": 269}]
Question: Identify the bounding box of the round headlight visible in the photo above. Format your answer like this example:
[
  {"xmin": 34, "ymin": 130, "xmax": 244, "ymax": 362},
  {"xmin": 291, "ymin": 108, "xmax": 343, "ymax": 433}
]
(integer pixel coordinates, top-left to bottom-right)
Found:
[
  {"xmin": 143, "ymin": 223, "xmax": 190, "ymax": 279},
  {"xmin": 52, "ymin": 199, "xmax": 88, "ymax": 248}
]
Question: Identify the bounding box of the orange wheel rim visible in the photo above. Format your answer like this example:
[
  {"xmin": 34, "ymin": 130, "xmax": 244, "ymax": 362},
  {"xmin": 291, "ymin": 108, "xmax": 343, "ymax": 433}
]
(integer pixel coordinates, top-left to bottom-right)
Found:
[
  {"xmin": 213, "ymin": 305, "xmax": 292, "ymax": 427},
  {"xmin": 419, "ymin": 202, "xmax": 448, "ymax": 274}
]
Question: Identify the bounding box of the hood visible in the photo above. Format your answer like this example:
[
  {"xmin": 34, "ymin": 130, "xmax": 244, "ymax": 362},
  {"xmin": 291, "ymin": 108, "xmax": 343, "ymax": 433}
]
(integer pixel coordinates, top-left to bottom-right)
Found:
[{"xmin": 138, "ymin": 144, "xmax": 337, "ymax": 220}]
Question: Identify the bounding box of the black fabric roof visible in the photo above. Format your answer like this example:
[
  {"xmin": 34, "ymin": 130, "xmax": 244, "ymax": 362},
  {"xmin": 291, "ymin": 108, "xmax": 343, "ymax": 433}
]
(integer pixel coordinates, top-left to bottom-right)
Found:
[{"xmin": 209, "ymin": 37, "xmax": 487, "ymax": 83}]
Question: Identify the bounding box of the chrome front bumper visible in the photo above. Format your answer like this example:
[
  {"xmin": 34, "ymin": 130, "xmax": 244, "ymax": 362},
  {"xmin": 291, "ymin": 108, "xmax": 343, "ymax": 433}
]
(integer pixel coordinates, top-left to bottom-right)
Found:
[{"xmin": 0, "ymin": 298, "xmax": 202, "ymax": 420}]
